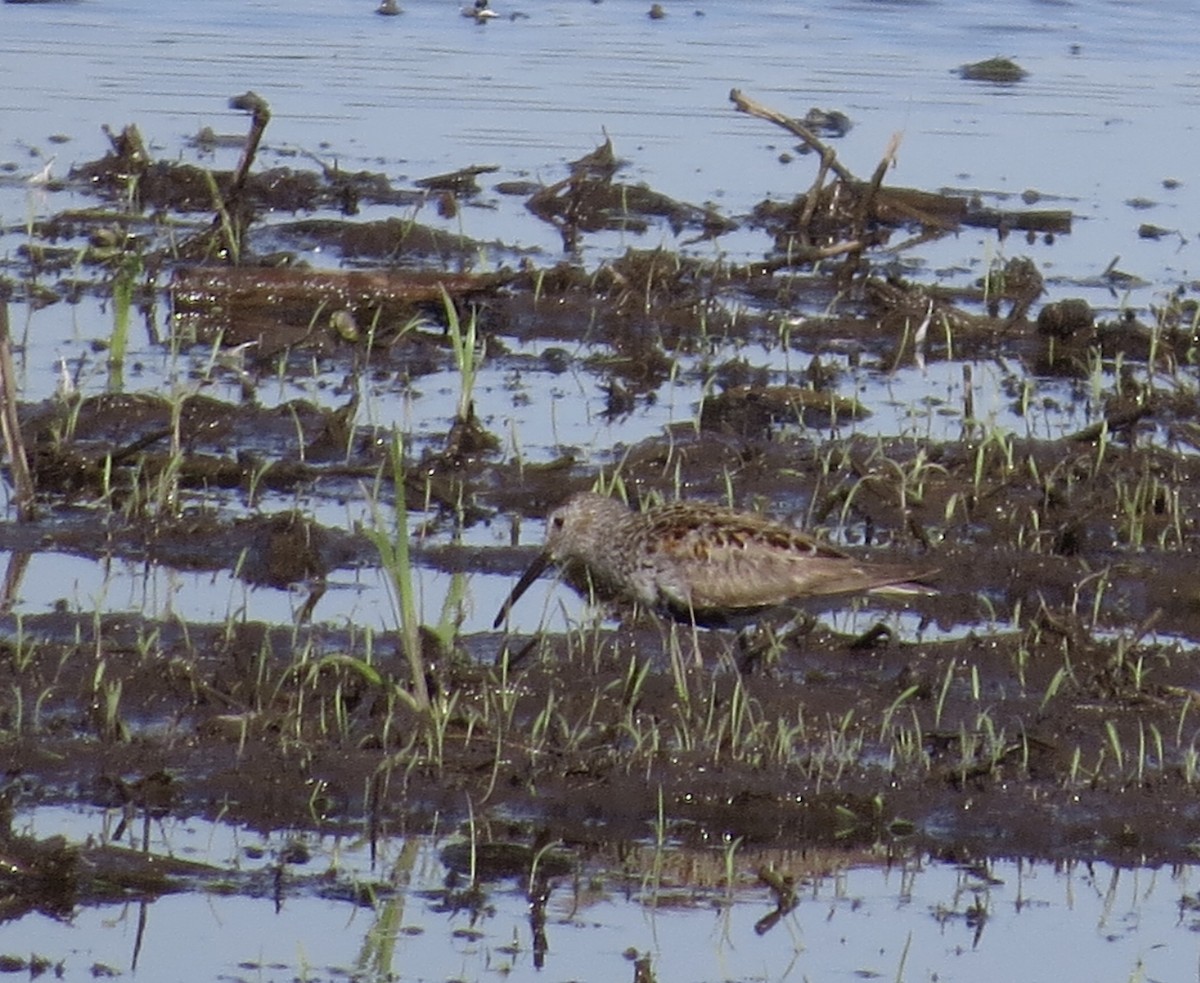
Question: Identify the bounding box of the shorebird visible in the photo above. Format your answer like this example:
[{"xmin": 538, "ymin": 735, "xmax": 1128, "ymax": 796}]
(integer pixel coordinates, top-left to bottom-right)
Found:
[
  {"xmin": 462, "ymin": 0, "xmax": 498, "ymax": 21},
  {"xmin": 494, "ymin": 492, "xmax": 937, "ymax": 629}
]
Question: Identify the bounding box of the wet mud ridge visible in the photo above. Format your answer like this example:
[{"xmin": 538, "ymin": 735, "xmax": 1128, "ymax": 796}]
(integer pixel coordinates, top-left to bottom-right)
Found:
[{"xmin": 3, "ymin": 87, "xmax": 1200, "ymax": 913}]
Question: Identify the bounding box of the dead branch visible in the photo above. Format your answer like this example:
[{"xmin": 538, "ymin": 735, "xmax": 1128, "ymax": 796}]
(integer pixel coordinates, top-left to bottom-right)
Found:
[
  {"xmin": 852, "ymin": 131, "xmax": 903, "ymax": 236},
  {"xmin": 730, "ymin": 89, "xmax": 858, "ymax": 184}
]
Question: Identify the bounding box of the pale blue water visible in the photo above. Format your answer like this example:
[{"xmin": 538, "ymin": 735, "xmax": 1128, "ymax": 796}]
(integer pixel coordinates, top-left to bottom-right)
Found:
[
  {"xmin": 0, "ymin": 0, "xmax": 1193, "ymax": 647},
  {"xmin": 5, "ymin": 805, "xmax": 1200, "ymax": 983},
  {"xmin": 0, "ymin": 8, "xmax": 1197, "ymax": 975}
]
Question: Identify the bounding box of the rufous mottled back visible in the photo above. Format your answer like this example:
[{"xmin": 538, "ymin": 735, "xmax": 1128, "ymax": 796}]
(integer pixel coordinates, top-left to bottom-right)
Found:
[{"xmin": 494, "ymin": 492, "xmax": 937, "ymax": 628}]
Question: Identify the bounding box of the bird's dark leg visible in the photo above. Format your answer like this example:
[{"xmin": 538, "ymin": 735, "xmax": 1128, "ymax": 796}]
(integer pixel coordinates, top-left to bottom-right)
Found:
[{"xmin": 736, "ymin": 611, "xmax": 817, "ymax": 675}]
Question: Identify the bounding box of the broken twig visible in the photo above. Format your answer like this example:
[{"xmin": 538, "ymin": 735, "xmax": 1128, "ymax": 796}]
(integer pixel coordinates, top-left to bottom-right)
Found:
[{"xmin": 730, "ymin": 89, "xmax": 858, "ymax": 183}]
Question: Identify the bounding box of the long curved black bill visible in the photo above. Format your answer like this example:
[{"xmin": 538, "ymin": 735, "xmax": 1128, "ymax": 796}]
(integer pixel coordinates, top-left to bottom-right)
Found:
[{"xmin": 493, "ymin": 550, "xmax": 552, "ymax": 629}]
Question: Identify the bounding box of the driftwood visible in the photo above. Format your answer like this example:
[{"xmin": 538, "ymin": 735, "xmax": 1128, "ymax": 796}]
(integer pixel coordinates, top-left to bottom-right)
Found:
[
  {"xmin": 730, "ymin": 89, "xmax": 1072, "ymax": 262},
  {"xmin": 730, "ymin": 89, "xmax": 858, "ymax": 183}
]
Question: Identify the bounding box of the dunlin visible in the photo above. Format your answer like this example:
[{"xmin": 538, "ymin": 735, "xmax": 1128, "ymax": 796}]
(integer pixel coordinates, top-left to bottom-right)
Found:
[{"xmin": 494, "ymin": 491, "xmax": 937, "ymax": 628}]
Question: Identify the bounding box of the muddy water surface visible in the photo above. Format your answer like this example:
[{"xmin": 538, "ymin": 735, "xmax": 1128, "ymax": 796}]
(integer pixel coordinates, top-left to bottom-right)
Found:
[
  {"xmin": 3, "ymin": 1, "xmax": 1200, "ymax": 980},
  {"xmin": 10, "ymin": 807, "xmax": 1200, "ymax": 983}
]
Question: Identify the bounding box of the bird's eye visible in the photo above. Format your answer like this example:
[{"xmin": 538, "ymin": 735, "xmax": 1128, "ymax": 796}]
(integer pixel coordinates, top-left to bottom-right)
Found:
[{"xmin": 551, "ymin": 515, "xmax": 565, "ymax": 529}]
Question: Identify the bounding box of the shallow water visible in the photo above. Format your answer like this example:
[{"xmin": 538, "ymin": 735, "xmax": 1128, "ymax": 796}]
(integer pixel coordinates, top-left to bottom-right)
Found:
[
  {"xmin": 0, "ymin": 7, "xmax": 1192, "ymax": 627},
  {"xmin": 6, "ymin": 804, "xmax": 1200, "ymax": 983},
  {"xmin": 3, "ymin": 0, "xmax": 1197, "ymax": 269},
  {"xmin": 2, "ymin": 1, "xmax": 1200, "ymax": 976},
  {"xmin": 2, "ymin": 0, "xmax": 1193, "ymax": 463},
  {"xmin": 3, "ymin": 0, "xmax": 1193, "ymax": 412}
]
